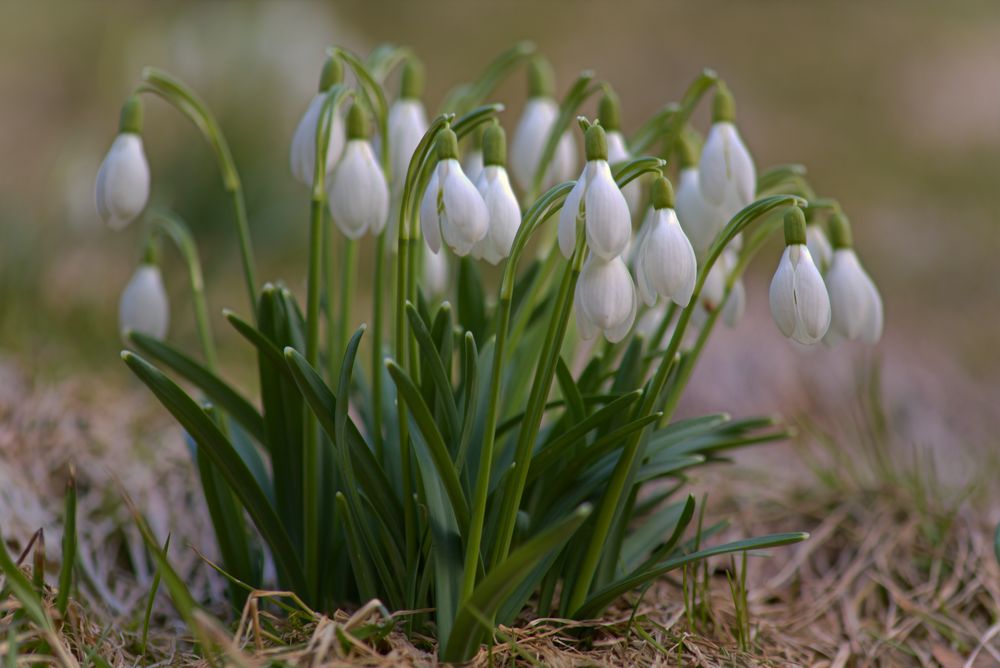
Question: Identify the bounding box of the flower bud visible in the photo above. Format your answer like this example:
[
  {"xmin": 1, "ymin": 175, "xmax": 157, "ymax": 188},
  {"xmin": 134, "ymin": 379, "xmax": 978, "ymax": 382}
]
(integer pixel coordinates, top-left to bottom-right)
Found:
[
  {"xmin": 768, "ymin": 208, "xmax": 831, "ymax": 345},
  {"xmin": 388, "ymin": 59, "xmax": 430, "ymax": 191},
  {"xmin": 419, "ymin": 128, "xmax": 489, "ymax": 256},
  {"xmin": 290, "ymin": 57, "xmax": 345, "ymax": 187},
  {"xmin": 635, "ymin": 177, "xmax": 697, "ymax": 308},
  {"xmin": 574, "ymin": 254, "xmax": 637, "ymax": 343},
  {"xmin": 805, "ymin": 212, "xmax": 833, "ymax": 273},
  {"xmin": 699, "ymin": 84, "xmax": 755, "ymax": 210},
  {"xmin": 328, "ymin": 104, "xmax": 389, "ymax": 239},
  {"xmin": 510, "ymin": 58, "xmax": 577, "ymax": 192},
  {"xmin": 471, "ymin": 123, "xmax": 521, "ymax": 264},
  {"xmin": 119, "ymin": 263, "xmax": 169, "ymax": 340},
  {"xmin": 824, "ymin": 214, "xmax": 883, "ymax": 344},
  {"xmin": 95, "ymin": 97, "xmax": 150, "ymax": 230}
]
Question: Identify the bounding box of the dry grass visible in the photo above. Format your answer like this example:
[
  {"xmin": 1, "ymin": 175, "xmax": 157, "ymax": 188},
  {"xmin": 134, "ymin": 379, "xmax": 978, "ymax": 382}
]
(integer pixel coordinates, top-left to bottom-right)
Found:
[{"xmin": 2, "ymin": 358, "xmax": 999, "ymax": 666}]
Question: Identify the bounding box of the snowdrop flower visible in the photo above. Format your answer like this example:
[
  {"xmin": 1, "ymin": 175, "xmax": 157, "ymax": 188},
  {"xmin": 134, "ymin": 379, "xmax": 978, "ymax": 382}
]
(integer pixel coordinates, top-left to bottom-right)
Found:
[
  {"xmin": 119, "ymin": 261, "xmax": 169, "ymax": 339},
  {"xmin": 558, "ymin": 124, "xmax": 631, "ymax": 261},
  {"xmin": 462, "ymin": 124, "xmax": 485, "ymax": 183},
  {"xmin": 699, "ymin": 85, "xmax": 755, "ymax": 213},
  {"xmin": 510, "ymin": 58, "xmax": 577, "ymax": 193},
  {"xmin": 575, "ymin": 254, "xmax": 637, "ymax": 343},
  {"xmin": 634, "ymin": 176, "xmax": 697, "ymax": 307},
  {"xmin": 328, "ymin": 104, "xmax": 389, "ymax": 239},
  {"xmin": 599, "ymin": 91, "xmax": 643, "ymax": 219},
  {"xmin": 422, "ymin": 245, "xmax": 449, "ymax": 298},
  {"xmin": 768, "ymin": 207, "xmax": 831, "ymax": 345},
  {"xmin": 96, "ymin": 97, "xmax": 150, "ymax": 230},
  {"xmin": 420, "ymin": 128, "xmax": 489, "ymax": 256},
  {"xmin": 387, "ymin": 59, "xmax": 429, "ymax": 191},
  {"xmin": 674, "ymin": 136, "xmax": 726, "ymax": 258},
  {"xmin": 824, "ymin": 213, "xmax": 883, "ymax": 344},
  {"xmin": 697, "ymin": 246, "xmax": 744, "ymax": 327},
  {"xmin": 290, "ymin": 57, "xmax": 345, "ymax": 187},
  {"xmin": 805, "ymin": 216, "xmax": 833, "ymax": 274},
  {"xmin": 471, "ymin": 122, "xmax": 521, "ymax": 264}
]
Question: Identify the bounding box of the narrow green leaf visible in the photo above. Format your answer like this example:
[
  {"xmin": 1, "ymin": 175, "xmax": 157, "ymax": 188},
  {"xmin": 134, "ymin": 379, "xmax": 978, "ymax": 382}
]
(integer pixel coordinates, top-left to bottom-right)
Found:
[
  {"xmin": 122, "ymin": 351, "xmax": 306, "ymax": 594},
  {"xmin": 224, "ymin": 309, "xmax": 288, "ymax": 370},
  {"xmin": 575, "ymin": 532, "xmax": 809, "ymax": 618},
  {"xmin": 627, "ymin": 495, "xmax": 696, "ymax": 572},
  {"xmin": 443, "ymin": 504, "xmax": 592, "ymax": 662},
  {"xmin": 0, "ymin": 529, "xmax": 51, "ymax": 631},
  {"xmin": 140, "ymin": 534, "xmax": 170, "ymax": 659},
  {"xmin": 55, "ymin": 469, "xmax": 77, "ymax": 616},
  {"xmin": 127, "ymin": 330, "xmax": 266, "ymax": 444},
  {"xmin": 406, "ymin": 303, "xmax": 460, "ymax": 441},
  {"xmin": 555, "ymin": 357, "xmax": 586, "ymax": 424},
  {"xmin": 457, "ymin": 257, "xmax": 488, "ymax": 344}
]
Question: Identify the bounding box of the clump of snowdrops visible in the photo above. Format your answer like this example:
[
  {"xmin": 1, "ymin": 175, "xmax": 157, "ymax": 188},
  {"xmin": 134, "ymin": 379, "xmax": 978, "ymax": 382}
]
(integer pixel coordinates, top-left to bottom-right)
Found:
[{"xmin": 97, "ymin": 43, "xmax": 882, "ymax": 661}]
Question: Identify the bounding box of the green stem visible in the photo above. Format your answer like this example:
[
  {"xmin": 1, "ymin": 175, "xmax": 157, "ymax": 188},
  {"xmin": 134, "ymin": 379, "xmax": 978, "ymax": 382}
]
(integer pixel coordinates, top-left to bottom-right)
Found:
[
  {"xmin": 372, "ymin": 232, "xmax": 386, "ymax": 460},
  {"xmin": 338, "ymin": 238, "xmax": 359, "ymax": 369},
  {"xmin": 303, "ymin": 197, "xmax": 325, "ymax": 600}
]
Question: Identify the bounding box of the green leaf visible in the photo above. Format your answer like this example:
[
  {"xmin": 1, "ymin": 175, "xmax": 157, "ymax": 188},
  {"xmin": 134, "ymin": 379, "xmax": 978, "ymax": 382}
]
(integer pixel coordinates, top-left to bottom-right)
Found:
[
  {"xmin": 455, "ymin": 332, "xmax": 479, "ymax": 476},
  {"xmin": 406, "ymin": 303, "xmax": 460, "ymax": 442},
  {"xmin": 122, "ymin": 351, "xmax": 306, "ymax": 594},
  {"xmin": 0, "ymin": 528, "xmax": 52, "ymax": 631},
  {"xmin": 457, "ymin": 257, "xmax": 488, "ymax": 344},
  {"xmin": 127, "ymin": 330, "xmax": 266, "ymax": 444},
  {"xmin": 224, "ymin": 309, "xmax": 288, "ymax": 370},
  {"xmin": 386, "ymin": 360, "xmax": 470, "ymax": 531},
  {"xmin": 443, "ymin": 504, "xmax": 592, "ymax": 661},
  {"xmin": 624, "ymin": 495, "xmax": 696, "ymax": 572},
  {"xmin": 575, "ymin": 532, "xmax": 809, "ymax": 618},
  {"xmin": 55, "ymin": 470, "xmax": 77, "ymax": 616},
  {"xmin": 555, "ymin": 357, "xmax": 586, "ymax": 424}
]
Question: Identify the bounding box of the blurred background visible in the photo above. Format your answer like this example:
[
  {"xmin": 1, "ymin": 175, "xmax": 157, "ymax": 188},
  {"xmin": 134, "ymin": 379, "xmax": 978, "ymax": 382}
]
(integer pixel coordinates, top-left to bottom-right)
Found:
[{"xmin": 1, "ymin": 0, "xmax": 998, "ymax": 477}]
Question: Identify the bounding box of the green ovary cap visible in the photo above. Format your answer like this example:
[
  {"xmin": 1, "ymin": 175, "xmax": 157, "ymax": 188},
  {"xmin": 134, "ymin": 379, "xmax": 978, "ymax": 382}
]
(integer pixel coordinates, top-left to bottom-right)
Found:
[
  {"xmin": 712, "ymin": 83, "xmax": 735, "ymax": 123},
  {"xmin": 677, "ymin": 133, "xmax": 698, "ymax": 169},
  {"xmin": 319, "ymin": 56, "xmax": 344, "ymax": 92},
  {"xmin": 585, "ymin": 124, "xmax": 608, "ymax": 161},
  {"xmin": 528, "ymin": 56, "xmax": 555, "ymax": 98},
  {"xmin": 828, "ymin": 212, "xmax": 853, "ymax": 249},
  {"xmin": 400, "ymin": 58, "xmax": 425, "ymax": 99},
  {"xmin": 482, "ymin": 121, "xmax": 506, "ymax": 167},
  {"xmin": 119, "ymin": 96, "xmax": 143, "ymax": 134},
  {"xmin": 783, "ymin": 207, "xmax": 807, "ymax": 246},
  {"xmin": 437, "ymin": 127, "xmax": 460, "ymax": 161},
  {"xmin": 650, "ymin": 176, "xmax": 675, "ymax": 210},
  {"xmin": 346, "ymin": 103, "xmax": 370, "ymax": 140},
  {"xmin": 598, "ymin": 90, "xmax": 621, "ymax": 131}
]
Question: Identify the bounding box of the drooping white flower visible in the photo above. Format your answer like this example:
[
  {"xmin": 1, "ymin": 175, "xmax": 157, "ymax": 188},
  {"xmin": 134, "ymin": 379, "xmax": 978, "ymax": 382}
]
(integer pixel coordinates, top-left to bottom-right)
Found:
[
  {"xmin": 575, "ymin": 254, "xmax": 637, "ymax": 343},
  {"xmin": 470, "ymin": 123, "xmax": 521, "ymax": 264},
  {"xmin": 328, "ymin": 105, "xmax": 390, "ymax": 239},
  {"xmin": 824, "ymin": 214, "xmax": 883, "ymax": 344},
  {"xmin": 510, "ymin": 58, "xmax": 577, "ymax": 192},
  {"xmin": 675, "ymin": 166, "xmax": 726, "ymax": 259},
  {"xmin": 806, "ymin": 222, "xmax": 833, "ymax": 274},
  {"xmin": 422, "ymin": 245, "xmax": 449, "ymax": 298},
  {"xmin": 96, "ymin": 97, "xmax": 150, "ymax": 230},
  {"xmin": 635, "ymin": 177, "xmax": 697, "ymax": 308},
  {"xmin": 558, "ymin": 125, "xmax": 631, "ymax": 260},
  {"xmin": 419, "ymin": 128, "xmax": 489, "ymax": 256},
  {"xmin": 599, "ymin": 91, "xmax": 643, "ymax": 219},
  {"xmin": 462, "ymin": 148, "xmax": 484, "ymax": 184},
  {"xmin": 768, "ymin": 208, "xmax": 831, "ymax": 345},
  {"xmin": 119, "ymin": 263, "xmax": 169, "ymax": 339},
  {"xmin": 290, "ymin": 58, "xmax": 345, "ymax": 187},
  {"xmin": 698, "ymin": 85, "xmax": 756, "ymax": 211},
  {"xmin": 387, "ymin": 59, "xmax": 429, "ymax": 191}
]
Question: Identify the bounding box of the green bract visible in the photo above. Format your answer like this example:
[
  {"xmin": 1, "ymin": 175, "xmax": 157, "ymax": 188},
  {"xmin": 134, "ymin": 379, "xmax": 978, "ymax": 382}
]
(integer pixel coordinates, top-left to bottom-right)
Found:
[{"xmin": 106, "ymin": 44, "xmax": 853, "ymax": 663}]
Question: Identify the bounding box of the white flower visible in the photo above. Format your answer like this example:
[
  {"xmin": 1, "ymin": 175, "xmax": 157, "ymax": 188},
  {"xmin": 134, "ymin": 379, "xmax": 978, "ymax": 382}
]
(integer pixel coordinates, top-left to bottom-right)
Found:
[
  {"xmin": 290, "ymin": 92, "xmax": 345, "ymax": 187},
  {"xmin": 606, "ymin": 130, "xmax": 642, "ymax": 218},
  {"xmin": 471, "ymin": 166, "xmax": 521, "ymax": 264},
  {"xmin": 825, "ymin": 248, "xmax": 883, "ymax": 344},
  {"xmin": 575, "ymin": 254, "xmax": 637, "ymax": 343},
  {"xmin": 328, "ymin": 140, "xmax": 389, "ymax": 239},
  {"xmin": 462, "ymin": 148, "xmax": 484, "ymax": 184},
  {"xmin": 769, "ymin": 244, "xmax": 831, "ymax": 345},
  {"xmin": 96, "ymin": 133, "xmax": 150, "ymax": 230},
  {"xmin": 387, "ymin": 98, "xmax": 428, "ymax": 192},
  {"xmin": 422, "ymin": 245, "xmax": 449, "ymax": 298},
  {"xmin": 558, "ymin": 126, "xmax": 631, "ymax": 261},
  {"xmin": 119, "ymin": 264, "xmax": 169, "ymax": 339},
  {"xmin": 697, "ymin": 247, "xmax": 744, "ymax": 327},
  {"xmin": 806, "ymin": 223, "xmax": 833, "ymax": 273},
  {"xmin": 510, "ymin": 97, "xmax": 577, "ymax": 192},
  {"xmin": 675, "ymin": 167, "xmax": 726, "ymax": 258},
  {"xmin": 419, "ymin": 130, "xmax": 489, "ymax": 256},
  {"xmin": 634, "ymin": 178, "xmax": 697, "ymax": 308},
  {"xmin": 699, "ymin": 120, "xmax": 756, "ymax": 210}
]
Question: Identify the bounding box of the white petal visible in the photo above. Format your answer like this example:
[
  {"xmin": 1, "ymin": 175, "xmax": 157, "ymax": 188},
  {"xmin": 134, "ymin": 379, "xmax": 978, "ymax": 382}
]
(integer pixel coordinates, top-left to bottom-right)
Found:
[
  {"xmin": 635, "ymin": 240, "xmax": 656, "ymax": 307},
  {"xmin": 549, "ymin": 129, "xmax": 579, "ymax": 188},
  {"xmin": 440, "ymin": 160, "xmax": 489, "ymax": 255},
  {"xmin": 789, "ymin": 246, "xmax": 831, "ymax": 344},
  {"xmin": 574, "ymin": 280, "xmax": 598, "ymax": 340},
  {"xmin": 328, "ymin": 140, "xmax": 389, "ymax": 239},
  {"xmin": 722, "ymin": 277, "xmax": 745, "ymax": 327},
  {"xmin": 419, "ymin": 168, "xmax": 442, "ymax": 254},
  {"xmin": 642, "ymin": 209, "xmax": 698, "ymax": 307},
  {"xmin": 577, "ymin": 255, "xmax": 635, "ymax": 338},
  {"xmin": 675, "ymin": 168, "xmax": 725, "ymax": 257},
  {"xmin": 827, "ymin": 249, "xmax": 882, "ymax": 343},
  {"xmin": 119, "ymin": 265, "xmax": 169, "ymax": 339},
  {"xmin": 388, "ymin": 99, "xmax": 428, "ymax": 192},
  {"xmin": 422, "ymin": 244, "xmax": 449, "ymax": 297},
  {"xmin": 462, "ymin": 149, "xmax": 484, "ymax": 185},
  {"xmin": 510, "ymin": 97, "xmax": 558, "ymax": 192},
  {"xmin": 96, "ymin": 133, "xmax": 150, "ymax": 230},
  {"xmin": 806, "ymin": 224, "xmax": 833, "ymax": 273},
  {"xmin": 558, "ymin": 169, "xmax": 587, "ymax": 259},
  {"xmin": 769, "ymin": 247, "xmax": 797, "ymax": 337},
  {"xmin": 474, "ymin": 166, "xmax": 521, "ymax": 265},
  {"xmin": 861, "ymin": 277, "xmax": 884, "ymax": 344},
  {"xmin": 699, "ymin": 122, "xmax": 755, "ymax": 206},
  {"xmin": 290, "ymin": 93, "xmax": 344, "ymax": 187},
  {"xmin": 605, "ymin": 278, "xmax": 637, "ymax": 343},
  {"xmin": 583, "ymin": 161, "xmax": 631, "ymax": 260}
]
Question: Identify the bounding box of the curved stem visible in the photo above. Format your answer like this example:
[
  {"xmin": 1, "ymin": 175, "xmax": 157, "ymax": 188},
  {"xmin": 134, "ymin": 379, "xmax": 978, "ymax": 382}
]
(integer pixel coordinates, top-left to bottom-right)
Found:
[
  {"xmin": 439, "ymin": 41, "xmax": 536, "ymax": 115},
  {"xmin": 137, "ymin": 69, "xmax": 259, "ymax": 314}
]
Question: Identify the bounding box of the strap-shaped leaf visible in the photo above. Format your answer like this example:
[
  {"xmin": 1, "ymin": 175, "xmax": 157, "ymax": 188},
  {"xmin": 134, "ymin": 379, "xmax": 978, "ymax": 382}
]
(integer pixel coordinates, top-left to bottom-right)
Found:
[
  {"xmin": 386, "ymin": 360, "xmax": 470, "ymax": 531},
  {"xmin": 55, "ymin": 471, "xmax": 77, "ymax": 616},
  {"xmin": 122, "ymin": 351, "xmax": 306, "ymax": 594},
  {"xmin": 224, "ymin": 309, "xmax": 288, "ymax": 371},
  {"xmin": 127, "ymin": 331, "xmax": 266, "ymax": 444},
  {"xmin": 442, "ymin": 504, "xmax": 592, "ymax": 662},
  {"xmin": 406, "ymin": 303, "xmax": 460, "ymax": 441},
  {"xmin": 574, "ymin": 532, "xmax": 809, "ymax": 618},
  {"xmin": 555, "ymin": 357, "xmax": 586, "ymax": 424},
  {"xmin": 623, "ymin": 495, "xmax": 696, "ymax": 571}
]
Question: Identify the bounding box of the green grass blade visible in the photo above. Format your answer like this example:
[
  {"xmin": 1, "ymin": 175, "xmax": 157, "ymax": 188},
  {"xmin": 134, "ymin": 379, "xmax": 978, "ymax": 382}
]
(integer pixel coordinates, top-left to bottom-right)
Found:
[
  {"xmin": 628, "ymin": 495, "xmax": 697, "ymax": 572},
  {"xmin": 140, "ymin": 534, "xmax": 170, "ymax": 660},
  {"xmin": 555, "ymin": 357, "xmax": 586, "ymax": 423},
  {"xmin": 575, "ymin": 532, "xmax": 809, "ymax": 618},
  {"xmin": 55, "ymin": 469, "xmax": 77, "ymax": 616},
  {"xmin": 443, "ymin": 504, "xmax": 592, "ymax": 662},
  {"xmin": 127, "ymin": 330, "xmax": 266, "ymax": 444},
  {"xmin": 0, "ymin": 529, "xmax": 52, "ymax": 631},
  {"xmin": 122, "ymin": 351, "xmax": 306, "ymax": 594},
  {"xmin": 405, "ymin": 303, "xmax": 460, "ymax": 441}
]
